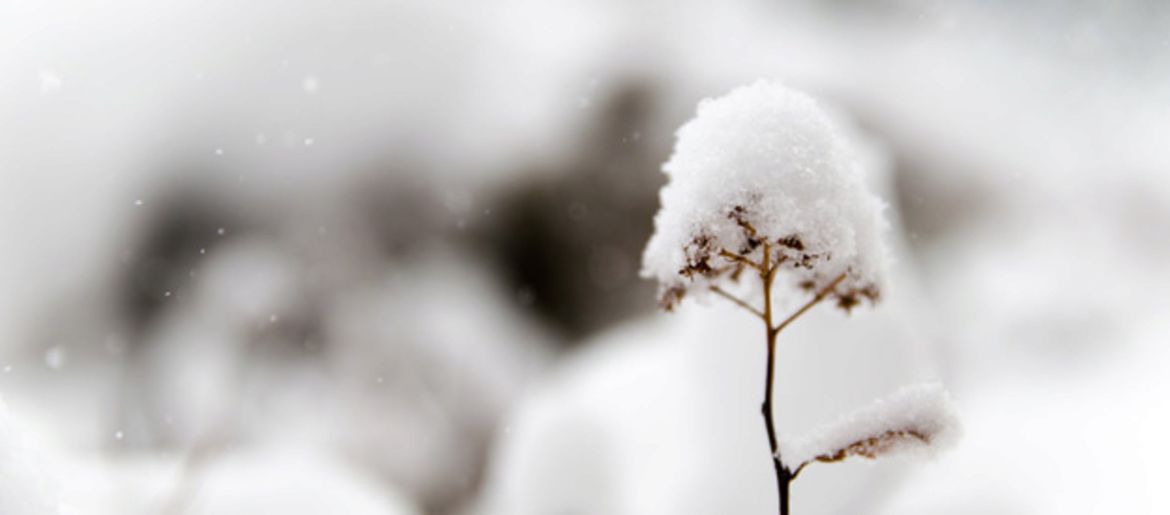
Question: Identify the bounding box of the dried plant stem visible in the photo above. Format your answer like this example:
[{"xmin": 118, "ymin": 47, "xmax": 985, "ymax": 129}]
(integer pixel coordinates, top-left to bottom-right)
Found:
[
  {"xmin": 710, "ymin": 286, "xmax": 765, "ymax": 320},
  {"xmin": 719, "ymin": 249, "xmax": 764, "ymax": 272},
  {"xmin": 758, "ymin": 242, "xmax": 792, "ymax": 515},
  {"xmin": 714, "ymin": 243, "xmax": 845, "ymax": 515},
  {"xmin": 773, "ymin": 274, "xmax": 847, "ymax": 334}
]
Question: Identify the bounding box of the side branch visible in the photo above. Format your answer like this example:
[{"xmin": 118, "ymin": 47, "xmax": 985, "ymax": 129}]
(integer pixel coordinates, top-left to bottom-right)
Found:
[
  {"xmin": 719, "ymin": 249, "xmax": 763, "ymax": 272},
  {"xmin": 710, "ymin": 286, "xmax": 764, "ymax": 320},
  {"xmin": 766, "ymin": 255, "xmax": 786, "ymax": 286},
  {"xmin": 773, "ymin": 273, "xmax": 847, "ymax": 334},
  {"xmin": 790, "ymin": 427, "xmax": 931, "ymax": 481},
  {"xmin": 792, "ymin": 461, "xmax": 810, "ymax": 480}
]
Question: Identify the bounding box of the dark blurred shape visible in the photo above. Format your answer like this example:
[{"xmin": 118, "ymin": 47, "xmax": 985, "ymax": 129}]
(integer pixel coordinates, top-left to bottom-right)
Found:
[
  {"xmin": 484, "ymin": 80, "xmax": 666, "ymax": 340},
  {"xmin": 352, "ymin": 170, "xmax": 457, "ymax": 259},
  {"xmin": 887, "ymin": 146, "xmax": 992, "ymax": 252},
  {"xmin": 118, "ymin": 184, "xmax": 246, "ymax": 340}
]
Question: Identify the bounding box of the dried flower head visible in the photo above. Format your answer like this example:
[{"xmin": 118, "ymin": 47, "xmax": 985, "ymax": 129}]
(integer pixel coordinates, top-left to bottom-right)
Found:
[{"xmin": 641, "ymin": 80, "xmax": 888, "ymax": 310}]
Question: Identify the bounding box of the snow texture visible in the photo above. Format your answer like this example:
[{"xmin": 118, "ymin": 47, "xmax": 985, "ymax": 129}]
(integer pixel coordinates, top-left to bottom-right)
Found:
[
  {"xmin": 642, "ymin": 80, "xmax": 888, "ymax": 309},
  {"xmin": 184, "ymin": 444, "xmax": 420, "ymax": 515},
  {"xmin": 0, "ymin": 399, "xmax": 61, "ymax": 515},
  {"xmin": 779, "ymin": 382, "xmax": 960, "ymax": 468}
]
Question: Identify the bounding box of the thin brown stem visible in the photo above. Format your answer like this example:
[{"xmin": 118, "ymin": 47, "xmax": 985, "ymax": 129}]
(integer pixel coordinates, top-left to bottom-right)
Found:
[
  {"xmin": 772, "ymin": 273, "xmax": 847, "ymax": 334},
  {"xmin": 761, "ymin": 256, "xmax": 844, "ymax": 514},
  {"xmin": 791, "ymin": 461, "xmax": 810, "ymax": 480},
  {"xmin": 710, "ymin": 286, "xmax": 765, "ymax": 320},
  {"xmin": 766, "ymin": 255, "xmax": 786, "ymax": 285},
  {"xmin": 719, "ymin": 249, "xmax": 763, "ymax": 272},
  {"xmin": 716, "ymin": 242, "xmax": 846, "ymax": 515},
  {"xmin": 758, "ymin": 243, "xmax": 792, "ymax": 515}
]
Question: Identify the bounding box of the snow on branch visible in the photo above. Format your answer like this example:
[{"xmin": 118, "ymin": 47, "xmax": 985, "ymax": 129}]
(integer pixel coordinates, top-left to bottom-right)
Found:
[
  {"xmin": 640, "ymin": 80, "xmax": 889, "ymax": 311},
  {"xmin": 780, "ymin": 383, "xmax": 961, "ymax": 470},
  {"xmin": 639, "ymin": 80, "xmax": 943, "ymax": 513}
]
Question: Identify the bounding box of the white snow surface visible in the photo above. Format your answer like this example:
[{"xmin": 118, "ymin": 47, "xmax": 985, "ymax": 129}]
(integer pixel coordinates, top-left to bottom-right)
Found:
[
  {"xmin": 780, "ymin": 382, "xmax": 960, "ymax": 468},
  {"xmin": 0, "ymin": 399, "xmax": 61, "ymax": 515},
  {"xmin": 642, "ymin": 80, "xmax": 889, "ymax": 305}
]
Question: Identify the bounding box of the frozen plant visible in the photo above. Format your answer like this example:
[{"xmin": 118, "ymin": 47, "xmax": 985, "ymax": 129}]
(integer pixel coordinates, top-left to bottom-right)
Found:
[
  {"xmin": 779, "ymin": 382, "xmax": 959, "ymax": 471},
  {"xmin": 642, "ymin": 80, "xmax": 958, "ymax": 514}
]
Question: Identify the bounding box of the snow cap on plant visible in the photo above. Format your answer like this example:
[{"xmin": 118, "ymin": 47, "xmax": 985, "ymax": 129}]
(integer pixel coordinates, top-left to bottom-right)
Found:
[
  {"xmin": 780, "ymin": 382, "xmax": 961, "ymax": 469},
  {"xmin": 642, "ymin": 80, "xmax": 889, "ymax": 310}
]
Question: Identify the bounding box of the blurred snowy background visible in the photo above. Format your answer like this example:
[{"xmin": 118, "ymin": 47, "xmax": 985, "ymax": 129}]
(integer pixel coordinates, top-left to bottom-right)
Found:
[{"xmin": 2, "ymin": 0, "xmax": 1169, "ymax": 514}]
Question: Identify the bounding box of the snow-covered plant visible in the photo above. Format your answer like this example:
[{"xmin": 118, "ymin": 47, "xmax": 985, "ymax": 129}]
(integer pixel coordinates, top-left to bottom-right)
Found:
[
  {"xmin": 780, "ymin": 382, "xmax": 959, "ymax": 473},
  {"xmin": 642, "ymin": 80, "xmax": 958, "ymax": 514}
]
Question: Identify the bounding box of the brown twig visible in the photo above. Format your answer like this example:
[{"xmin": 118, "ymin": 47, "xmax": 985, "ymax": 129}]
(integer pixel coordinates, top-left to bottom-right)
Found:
[
  {"xmin": 710, "ymin": 286, "xmax": 765, "ymax": 320},
  {"xmin": 719, "ymin": 249, "xmax": 763, "ymax": 272},
  {"xmin": 791, "ymin": 461, "xmax": 810, "ymax": 480},
  {"xmin": 758, "ymin": 242, "xmax": 793, "ymax": 515},
  {"xmin": 791, "ymin": 427, "xmax": 929, "ymax": 482},
  {"xmin": 766, "ymin": 255, "xmax": 786, "ymax": 285},
  {"xmin": 702, "ymin": 235, "xmax": 848, "ymax": 515},
  {"xmin": 772, "ymin": 273, "xmax": 847, "ymax": 334},
  {"xmin": 759, "ymin": 249, "xmax": 844, "ymax": 515}
]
